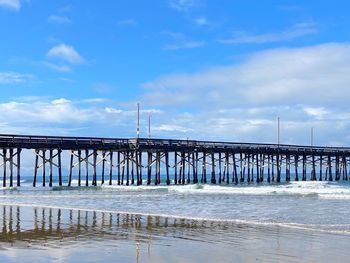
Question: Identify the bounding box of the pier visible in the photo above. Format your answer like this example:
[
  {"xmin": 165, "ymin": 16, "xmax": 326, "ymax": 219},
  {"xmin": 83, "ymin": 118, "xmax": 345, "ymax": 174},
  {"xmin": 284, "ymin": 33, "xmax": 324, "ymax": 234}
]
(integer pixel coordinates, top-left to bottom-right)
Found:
[{"xmin": 0, "ymin": 133, "xmax": 349, "ymax": 187}]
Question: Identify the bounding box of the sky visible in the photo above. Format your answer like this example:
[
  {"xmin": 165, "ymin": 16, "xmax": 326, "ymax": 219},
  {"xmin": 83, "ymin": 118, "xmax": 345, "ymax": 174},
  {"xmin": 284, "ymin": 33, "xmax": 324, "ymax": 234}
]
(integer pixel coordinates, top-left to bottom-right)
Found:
[{"xmin": 1, "ymin": 0, "xmax": 350, "ymax": 146}]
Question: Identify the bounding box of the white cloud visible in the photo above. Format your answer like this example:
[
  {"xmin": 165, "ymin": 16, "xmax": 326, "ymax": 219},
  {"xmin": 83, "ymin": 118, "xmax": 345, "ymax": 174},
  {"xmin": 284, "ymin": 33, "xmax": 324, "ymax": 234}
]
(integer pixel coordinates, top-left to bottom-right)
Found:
[
  {"xmin": 48, "ymin": 15, "xmax": 71, "ymax": 24},
  {"xmin": 164, "ymin": 41, "xmax": 204, "ymax": 50},
  {"xmin": 138, "ymin": 42, "xmax": 350, "ymax": 145},
  {"xmin": 0, "ymin": 0, "xmax": 20, "ymax": 10},
  {"xmin": 105, "ymin": 107, "xmax": 123, "ymax": 114},
  {"xmin": 143, "ymin": 43, "xmax": 350, "ymax": 107},
  {"xmin": 43, "ymin": 62, "xmax": 71, "ymax": 72},
  {"xmin": 46, "ymin": 44, "xmax": 85, "ymax": 64},
  {"xmin": 154, "ymin": 124, "xmax": 193, "ymax": 133},
  {"xmin": 1, "ymin": 96, "xmax": 350, "ymax": 146},
  {"xmin": 0, "ymin": 98, "xmax": 163, "ymax": 138},
  {"xmin": 219, "ymin": 22, "xmax": 317, "ymax": 44},
  {"xmin": 303, "ymin": 107, "xmax": 330, "ymax": 120},
  {"xmin": 0, "ymin": 72, "xmax": 34, "ymax": 84},
  {"xmin": 195, "ymin": 17, "xmax": 209, "ymax": 26},
  {"xmin": 161, "ymin": 31, "xmax": 205, "ymax": 50},
  {"xmin": 169, "ymin": 0, "xmax": 195, "ymax": 11},
  {"xmin": 117, "ymin": 19, "xmax": 137, "ymax": 26}
]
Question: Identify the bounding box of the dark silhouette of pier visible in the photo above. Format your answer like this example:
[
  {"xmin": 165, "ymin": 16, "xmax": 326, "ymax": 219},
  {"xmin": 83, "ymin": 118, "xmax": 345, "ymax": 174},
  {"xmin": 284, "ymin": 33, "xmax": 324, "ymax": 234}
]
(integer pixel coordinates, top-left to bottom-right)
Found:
[{"xmin": 0, "ymin": 134, "xmax": 349, "ymax": 187}]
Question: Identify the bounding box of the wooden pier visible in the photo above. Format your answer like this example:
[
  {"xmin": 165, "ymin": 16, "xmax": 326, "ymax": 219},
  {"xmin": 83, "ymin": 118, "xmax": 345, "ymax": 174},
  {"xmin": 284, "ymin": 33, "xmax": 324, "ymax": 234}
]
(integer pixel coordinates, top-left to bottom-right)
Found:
[{"xmin": 0, "ymin": 134, "xmax": 350, "ymax": 187}]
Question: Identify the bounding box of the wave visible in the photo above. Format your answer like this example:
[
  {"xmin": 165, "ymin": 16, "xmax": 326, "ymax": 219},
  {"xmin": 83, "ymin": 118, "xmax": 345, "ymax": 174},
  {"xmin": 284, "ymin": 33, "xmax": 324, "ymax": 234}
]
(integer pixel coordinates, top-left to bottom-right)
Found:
[
  {"xmin": 4, "ymin": 179, "xmax": 350, "ymax": 200},
  {"xmin": 99, "ymin": 181, "xmax": 350, "ymax": 197}
]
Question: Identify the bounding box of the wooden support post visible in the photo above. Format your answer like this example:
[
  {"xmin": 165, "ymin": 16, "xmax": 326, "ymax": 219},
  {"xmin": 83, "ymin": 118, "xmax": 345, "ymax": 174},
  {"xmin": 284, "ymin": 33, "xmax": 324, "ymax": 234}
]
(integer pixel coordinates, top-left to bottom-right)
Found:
[
  {"xmin": 260, "ymin": 153, "xmax": 264, "ymax": 182},
  {"xmin": 225, "ymin": 152, "xmax": 229, "ymax": 184},
  {"xmin": 121, "ymin": 152, "xmax": 125, "ymax": 185},
  {"xmin": 335, "ymin": 155, "xmax": 340, "ymax": 181},
  {"xmin": 311, "ymin": 154, "xmax": 316, "ymax": 181},
  {"xmin": 174, "ymin": 151, "xmax": 178, "ymax": 185},
  {"xmin": 181, "ymin": 152, "xmax": 185, "ymax": 185},
  {"xmin": 58, "ymin": 149, "xmax": 62, "ymax": 186},
  {"xmin": 101, "ymin": 151, "xmax": 106, "ymax": 185},
  {"xmin": 9, "ymin": 148, "xmax": 13, "ymax": 187},
  {"xmin": 117, "ymin": 151, "xmax": 121, "ymax": 185},
  {"xmin": 155, "ymin": 152, "xmax": 160, "ymax": 185},
  {"xmin": 85, "ymin": 150, "xmax": 89, "ymax": 186},
  {"xmin": 187, "ymin": 152, "xmax": 191, "ymax": 184},
  {"xmin": 158, "ymin": 152, "xmax": 162, "ymax": 185},
  {"xmin": 255, "ymin": 153, "xmax": 260, "ymax": 183},
  {"xmin": 147, "ymin": 152, "xmax": 152, "ymax": 185},
  {"xmin": 139, "ymin": 152, "xmax": 143, "ymax": 185},
  {"xmin": 271, "ymin": 155, "xmax": 275, "ymax": 182},
  {"xmin": 342, "ymin": 156, "xmax": 346, "ymax": 180},
  {"xmin": 135, "ymin": 150, "xmax": 140, "ymax": 185},
  {"xmin": 319, "ymin": 156, "xmax": 323, "ymax": 181},
  {"xmin": 93, "ymin": 150, "xmax": 97, "ymax": 186},
  {"xmin": 68, "ymin": 150, "xmax": 73, "ymax": 187},
  {"xmin": 33, "ymin": 149, "xmax": 38, "ymax": 187},
  {"xmin": 165, "ymin": 152, "xmax": 170, "ymax": 185},
  {"xmin": 179, "ymin": 153, "xmax": 183, "ymax": 184},
  {"xmin": 192, "ymin": 152, "xmax": 196, "ymax": 183},
  {"xmin": 267, "ymin": 155, "xmax": 271, "ymax": 183},
  {"xmin": 286, "ymin": 154, "xmax": 290, "ymax": 182},
  {"xmin": 328, "ymin": 156, "xmax": 333, "ymax": 181},
  {"xmin": 49, "ymin": 149, "xmax": 53, "ymax": 187},
  {"xmin": 294, "ymin": 155, "xmax": 299, "ymax": 181},
  {"xmin": 42, "ymin": 150, "xmax": 46, "ymax": 187},
  {"xmin": 211, "ymin": 152, "xmax": 216, "ymax": 184},
  {"xmin": 131, "ymin": 151, "xmax": 135, "ymax": 185},
  {"xmin": 302, "ymin": 155, "xmax": 307, "ymax": 181},
  {"xmin": 202, "ymin": 152, "xmax": 207, "ymax": 184},
  {"xmin": 218, "ymin": 152, "xmax": 222, "ymax": 184},
  {"xmin": 222, "ymin": 153, "xmax": 226, "ymax": 183},
  {"xmin": 17, "ymin": 148, "xmax": 21, "ymax": 187},
  {"xmin": 109, "ymin": 151, "xmax": 113, "ymax": 185},
  {"xmin": 232, "ymin": 153, "xmax": 237, "ymax": 184},
  {"xmin": 328, "ymin": 155, "xmax": 333, "ymax": 181},
  {"xmin": 78, "ymin": 150, "xmax": 81, "ymax": 187},
  {"xmin": 240, "ymin": 152, "xmax": 244, "ymax": 183},
  {"xmin": 344, "ymin": 156, "xmax": 348, "ymax": 180},
  {"xmin": 3, "ymin": 149, "xmax": 6, "ymax": 187},
  {"xmin": 250, "ymin": 154, "xmax": 254, "ymax": 183},
  {"xmin": 276, "ymin": 154, "xmax": 281, "ymax": 183},
  {"xmin": 178, "ymin": 153, "xmax": 183, "ymax": 184},
  {"xmin": 126, "ymin": 151, "xmax": 130, "ymax": 186},
  {"xmin": 247, "ymin": 154, "xmax": 251, "ymax": 183}
]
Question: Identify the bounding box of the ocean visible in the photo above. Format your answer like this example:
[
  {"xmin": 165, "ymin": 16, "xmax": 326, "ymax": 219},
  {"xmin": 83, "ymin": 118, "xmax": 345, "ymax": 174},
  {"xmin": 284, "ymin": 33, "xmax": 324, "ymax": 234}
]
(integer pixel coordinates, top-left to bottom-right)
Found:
[{"xmin": 1, "ymin": 176, "xmax": 350, "ymax": 262}]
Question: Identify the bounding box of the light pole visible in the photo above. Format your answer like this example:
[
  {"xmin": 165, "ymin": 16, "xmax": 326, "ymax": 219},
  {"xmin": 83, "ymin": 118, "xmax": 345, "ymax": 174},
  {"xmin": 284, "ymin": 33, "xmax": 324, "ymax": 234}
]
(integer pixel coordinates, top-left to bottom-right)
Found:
[
  {"xmin": 277, "ymin": 117, "xmax": 280, "ymax": 146},
  {"xmin": 311, "ymin": 127, "xmax": 314, "ymax": 147},
  {"xmin": 148, "ymin": 114, "xmax": 151, "ymax": 139},
  {"xmin": 137, "ymin": 103, "xmax": 140, "ymax": 138}
]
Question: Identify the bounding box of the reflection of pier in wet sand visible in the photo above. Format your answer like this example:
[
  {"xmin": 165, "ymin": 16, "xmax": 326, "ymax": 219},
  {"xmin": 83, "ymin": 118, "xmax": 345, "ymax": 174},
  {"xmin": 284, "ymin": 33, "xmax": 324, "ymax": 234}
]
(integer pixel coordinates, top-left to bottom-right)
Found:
[
  {"xmin": 0, "ymin": 205, "xmax": 231, "ymax": 247},
  {"xmin": 2, "ymin": 205, "xmax": 350, "ymax": 263}
]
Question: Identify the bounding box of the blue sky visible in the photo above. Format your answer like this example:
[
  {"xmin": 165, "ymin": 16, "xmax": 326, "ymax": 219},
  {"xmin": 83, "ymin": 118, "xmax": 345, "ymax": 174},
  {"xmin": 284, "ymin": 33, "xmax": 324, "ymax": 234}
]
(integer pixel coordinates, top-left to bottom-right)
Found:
[{"xmin": 1, "ymin": 0, "xmax": 350, "ymax": 146}]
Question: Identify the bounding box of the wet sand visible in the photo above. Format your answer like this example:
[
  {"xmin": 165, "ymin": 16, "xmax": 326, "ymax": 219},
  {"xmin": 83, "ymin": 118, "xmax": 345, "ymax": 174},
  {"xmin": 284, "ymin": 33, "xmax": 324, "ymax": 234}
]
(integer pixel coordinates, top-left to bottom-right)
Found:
[{"xmin": 0, "ymin": 205, "xmax": 350, "ymax": 263}]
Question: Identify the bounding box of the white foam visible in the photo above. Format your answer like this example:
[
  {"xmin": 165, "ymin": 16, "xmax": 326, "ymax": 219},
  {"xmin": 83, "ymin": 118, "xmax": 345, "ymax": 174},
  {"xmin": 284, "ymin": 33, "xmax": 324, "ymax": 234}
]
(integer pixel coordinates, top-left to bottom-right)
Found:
[
  {"xmin": 69, "ymin": 180, "xmax": 350, "ymax": 199},
  {"xmin": 164, "ymin": 181, "xmax": 350, "ymax": 196}
]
